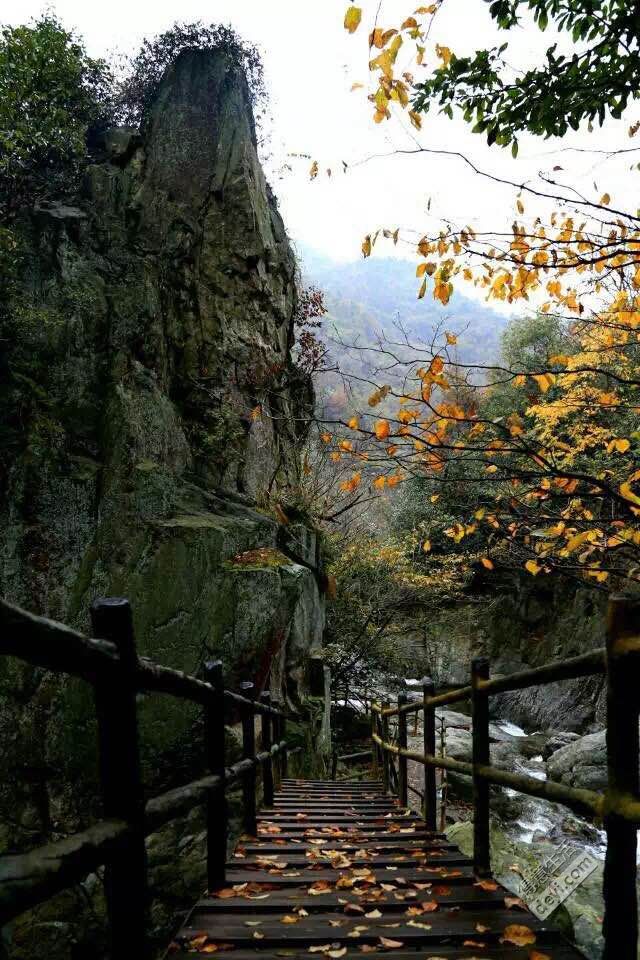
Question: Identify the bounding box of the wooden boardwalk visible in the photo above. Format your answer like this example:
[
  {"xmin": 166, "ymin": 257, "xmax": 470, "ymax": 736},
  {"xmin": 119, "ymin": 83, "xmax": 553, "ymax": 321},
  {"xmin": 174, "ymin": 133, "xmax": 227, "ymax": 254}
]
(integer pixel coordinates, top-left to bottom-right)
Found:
[{"xmin": 168, "ymin": 778, "xmax": 585, "ymax": 959}]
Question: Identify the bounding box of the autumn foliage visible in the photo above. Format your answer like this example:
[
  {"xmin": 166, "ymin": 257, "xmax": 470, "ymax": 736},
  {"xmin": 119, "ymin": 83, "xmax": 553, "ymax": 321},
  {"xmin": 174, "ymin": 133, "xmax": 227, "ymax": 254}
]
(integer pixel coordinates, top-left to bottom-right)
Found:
[{"xmin": 313, "ymin": 1, "xmax": 640, "ymax": 588}]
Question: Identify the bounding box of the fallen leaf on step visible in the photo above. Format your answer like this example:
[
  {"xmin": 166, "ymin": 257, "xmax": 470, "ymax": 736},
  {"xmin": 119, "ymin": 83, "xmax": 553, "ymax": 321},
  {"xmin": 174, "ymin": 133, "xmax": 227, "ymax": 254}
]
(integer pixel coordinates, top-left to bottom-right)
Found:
[
  {"xmin": 474, "ymin": 879, "xmax": 498, "ymax": 891},
  {"xmin": 501, "ymin": 924, "xmax": 536, "ymax": 946},
  {"xmin": 504, "ymin": 896, "xmax": 526, "ymax": 910}
]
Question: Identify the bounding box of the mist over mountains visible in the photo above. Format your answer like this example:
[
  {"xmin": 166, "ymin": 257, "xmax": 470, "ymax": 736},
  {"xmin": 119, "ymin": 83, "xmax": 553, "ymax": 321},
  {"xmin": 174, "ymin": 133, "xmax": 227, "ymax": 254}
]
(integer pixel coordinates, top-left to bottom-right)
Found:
[{"xmin": 299, "ymin": 249, "xmax": 511, "ymax": 416}]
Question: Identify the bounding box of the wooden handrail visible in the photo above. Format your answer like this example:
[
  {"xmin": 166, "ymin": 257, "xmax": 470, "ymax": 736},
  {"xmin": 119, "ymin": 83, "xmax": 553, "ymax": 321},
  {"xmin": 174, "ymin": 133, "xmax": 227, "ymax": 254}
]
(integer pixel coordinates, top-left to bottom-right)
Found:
[
  {"xmin": 0, "ymin": 596, "xmax": 299, "ymax": 948},
  {"xmin": 372, "ymin": 595, "xmax": 640, "ymax": 960},
  {"xmin": 380, "ymin": 647, "xmax": 608, "ymax": 719},
  {"xmin": 0, "ymin": 599, "xmax": 288, "ymax": 718}
]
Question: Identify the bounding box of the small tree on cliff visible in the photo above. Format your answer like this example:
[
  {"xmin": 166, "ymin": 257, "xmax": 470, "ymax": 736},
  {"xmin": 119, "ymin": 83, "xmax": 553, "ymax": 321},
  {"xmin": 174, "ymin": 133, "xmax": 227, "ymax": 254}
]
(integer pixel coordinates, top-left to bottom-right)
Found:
[
  {"xmin": 0, "ymin": 15, "xmax": 112, "ymax": 221},
  {"xmin": 113, "ymin": 21, "xmax": 266, "ymax": 126}
]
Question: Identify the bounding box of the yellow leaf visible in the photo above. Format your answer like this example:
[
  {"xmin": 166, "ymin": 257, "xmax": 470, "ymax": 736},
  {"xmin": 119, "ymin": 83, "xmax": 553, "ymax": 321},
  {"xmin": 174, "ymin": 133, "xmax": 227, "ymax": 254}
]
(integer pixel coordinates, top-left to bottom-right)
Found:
[
  {"xmin": 481, "ymin": 557, "xmax": 494, "ymax": 570},
  {"xmin": 351, "ymin": 82, "xmax": 364, "ymax": 91},
  {"xmin": 620, "ymin": 481, "xmax": 640, "ymax": 507},
  {"xmin": 309, "ymin": 161, "xmax": 319, "ymax": 180},
  {"xmin": 401, "ymin": 17, "xmax": 418, "ymax": 29},
  {"xmin": 610, "ymin": 438, "xmax": 631, "ymax": 454},
  {"xmin": 344, "ymin": 6, "xmax": 363, "ymax": 33},
  {"xmin": 415, "ymin": 4, "xmax": 437, "ymax": 12},
  {"xmin": 373, "ymin": 475, "xmax": 386, "ymax": 489},
  {"xmin": 430, "ymin": 494, "xmax": 440, "ymax": 502},
  {"xmin": 599, "ymin": 192, "xmax": 611, "ymax": 205},
  {"xmin": 435, "ymin": 44, "xmax": 452, "ymax": 66},
  {"xmin": 434, "ymin": 280, "xmax": 452, "ymax": 304},
  {"xmin": 409, "ymin": 110, "xmax": 422, "ymax": 130},
  {"xmin": 416, "ymin": 263, "xmax": 428, "ymax": 277},
  {"xmin": 348, "ymin": 416, "xmax": 359, "ymax": 430},
  {"xmin": 321, "ymin": 432, "xmax": 331, "ymax": 444},
  {"xmin": 339, "ymin": 439, "xmax": 353, "ymax": 452},
  {"xmin": 532, "ymin": 372, "xmax": 556, "ymax": 393},
  {"xmin": 524, "ymin": 560, "xmax": 541, "ymax": 576},
  {"xmin": 362, "ymin": 234, "xmax": 372, "ymax": 258},
  {"xmin": 422, "ymin": 540, "xmax": 431, "ymax": 552},
  {"xmin": 516, "ymin": 198, "xmax": 524, "ymax": 214},
  {"xmin": 445, "ymin": 332, "xmax": 457, "ymax": 345},
  {"xmin": 418, "ymin": 278, "xmax": 427, "ymax": 299}
]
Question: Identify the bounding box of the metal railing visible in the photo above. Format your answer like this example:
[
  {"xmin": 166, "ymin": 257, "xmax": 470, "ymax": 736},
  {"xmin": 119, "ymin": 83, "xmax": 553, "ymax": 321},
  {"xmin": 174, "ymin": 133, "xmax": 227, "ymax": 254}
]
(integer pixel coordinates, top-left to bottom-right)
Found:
[
  {"xmin": 370, "ymin": 595, "xmax": 640, "ymax": 960},
  {"xmin": 0, "ymin": 597, "xmax": 294, "ymax": 958}
]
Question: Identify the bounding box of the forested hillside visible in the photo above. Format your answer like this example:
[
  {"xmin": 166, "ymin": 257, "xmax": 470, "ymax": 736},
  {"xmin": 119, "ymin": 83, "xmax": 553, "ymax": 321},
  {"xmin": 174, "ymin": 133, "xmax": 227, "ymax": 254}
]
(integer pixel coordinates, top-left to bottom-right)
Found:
[{"xmin": 300, "ymin": 250, "xmax": 508, "ymax": 415}]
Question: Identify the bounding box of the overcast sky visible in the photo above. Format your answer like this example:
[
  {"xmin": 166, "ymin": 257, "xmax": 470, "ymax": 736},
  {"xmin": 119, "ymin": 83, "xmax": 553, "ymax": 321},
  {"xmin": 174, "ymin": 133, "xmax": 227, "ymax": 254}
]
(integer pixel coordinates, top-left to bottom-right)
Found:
[{"xmin": 5, "ymin": 0, "xmax": 638, "ymax": 280}]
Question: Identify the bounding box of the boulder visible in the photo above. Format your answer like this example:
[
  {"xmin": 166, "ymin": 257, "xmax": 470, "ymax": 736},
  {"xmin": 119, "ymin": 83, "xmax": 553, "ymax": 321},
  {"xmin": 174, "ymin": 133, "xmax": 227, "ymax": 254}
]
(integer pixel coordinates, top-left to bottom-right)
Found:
[
  {"xmin": 542, "ymin": 730, "xmax": 581, "ymax": 760},
  {"xmin": 547, "ymin": 731, "xmax": 607, "ymax": 792},
  {"xmin": 447, "ymin": 819, "xmax": 606, "ymax": 960}
]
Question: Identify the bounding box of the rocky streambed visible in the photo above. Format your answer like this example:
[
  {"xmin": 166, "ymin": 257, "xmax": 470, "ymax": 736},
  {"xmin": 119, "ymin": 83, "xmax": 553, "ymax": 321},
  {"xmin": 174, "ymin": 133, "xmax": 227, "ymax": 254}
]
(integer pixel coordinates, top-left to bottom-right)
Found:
[{"xmin": 405, "ymin": 709, "xmax": 620, "ymax": 959}]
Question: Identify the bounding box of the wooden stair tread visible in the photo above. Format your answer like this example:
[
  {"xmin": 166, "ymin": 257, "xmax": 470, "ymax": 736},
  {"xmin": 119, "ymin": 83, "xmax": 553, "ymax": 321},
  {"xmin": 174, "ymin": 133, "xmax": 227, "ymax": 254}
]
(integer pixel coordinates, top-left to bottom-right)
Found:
[{"xmin": 166, "ymin": 779, "xmax": 586, "ymax": 960}]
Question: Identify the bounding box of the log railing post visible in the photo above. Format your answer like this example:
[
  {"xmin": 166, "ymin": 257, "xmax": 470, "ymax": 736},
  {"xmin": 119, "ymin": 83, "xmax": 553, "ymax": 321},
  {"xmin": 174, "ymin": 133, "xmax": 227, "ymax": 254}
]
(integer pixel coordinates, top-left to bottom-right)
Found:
[
  {"xmin": 371, "ymin": 710, "xmax": 379, "ymax": 779},
  {"xmin": 331, "ymin": 749, "xmax": 338, "ymax": 781},
  {"xmin": 603, "ymin": 596, "xmax": 640, "ymax": 960},
  {"xmin": 471, "ymin": 657, "xmax": 491, "ymax": 877},
  {"xmin": 422, "ymin": 677, "xmax": 437, "ymax": 831},
  {"xmin": 381, "ymin": 701, "xmax": 391, "ymax": 795},
  {"xmin": 205, "ymin": 660, "xmax": 226, "ymax": 890},
  {"xmin": 271, "ymin": 703, "xmax": 282, "ymax": 788},
  {"xmin": 240, "ymin": 681, "xmax": 257, "ymax": 836},
  {"xmin": 398, "ymin": 692, "xmax": 408, "ymax": 807},
  {"xmin": 91, "ymin": 597, "xmax": 149, "ymax": 958},
  {"xmin": 280, "ymin": 706, "xmax": 289, "ymax": 778},
  {"xmin": 259, "ymin": 691, "xmax": 274, "ymax": 808}
]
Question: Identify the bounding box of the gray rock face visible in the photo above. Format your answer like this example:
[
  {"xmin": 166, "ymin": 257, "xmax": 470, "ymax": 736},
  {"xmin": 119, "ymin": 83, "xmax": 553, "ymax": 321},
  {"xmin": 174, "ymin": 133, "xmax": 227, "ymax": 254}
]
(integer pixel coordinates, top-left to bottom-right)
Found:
[
  {"xmin": 547, "ymin": 730, "xmax": 608, "ymax": 792},
  {"xmin": 0, "ymin": 49, "xmax": 326, "ymax": 960}
]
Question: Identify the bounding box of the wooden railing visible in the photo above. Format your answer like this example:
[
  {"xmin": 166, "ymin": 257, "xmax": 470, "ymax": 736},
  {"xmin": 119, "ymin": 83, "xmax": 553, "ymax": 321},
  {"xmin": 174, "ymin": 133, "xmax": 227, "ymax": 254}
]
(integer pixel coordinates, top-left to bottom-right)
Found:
[
  {"xmin": 371, "ymin": 595, "xmax": 640, "ymax": 960},
  {"xmin": 0, "ymin": 596, "xmax": 295, "ymax": 958}
]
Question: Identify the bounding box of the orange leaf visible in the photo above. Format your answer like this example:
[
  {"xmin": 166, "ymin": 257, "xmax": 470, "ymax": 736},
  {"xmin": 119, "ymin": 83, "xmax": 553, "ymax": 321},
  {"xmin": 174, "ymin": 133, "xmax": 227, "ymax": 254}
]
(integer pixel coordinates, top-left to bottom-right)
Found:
[
  {"xmin": 501, "ymin": 924, "xmax": 536, "ymax": 947},
  {"xmin": 375, "ymin": 419, "xmax": 391, "ymax": 440}
]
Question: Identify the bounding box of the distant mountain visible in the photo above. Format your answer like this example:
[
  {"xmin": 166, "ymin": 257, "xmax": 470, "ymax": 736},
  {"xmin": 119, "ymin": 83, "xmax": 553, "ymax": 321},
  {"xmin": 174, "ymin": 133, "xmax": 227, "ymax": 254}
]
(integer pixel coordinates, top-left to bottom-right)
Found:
[{"xmin": 299, "ymin": 250, "xmax": 511, "ymax": 417}]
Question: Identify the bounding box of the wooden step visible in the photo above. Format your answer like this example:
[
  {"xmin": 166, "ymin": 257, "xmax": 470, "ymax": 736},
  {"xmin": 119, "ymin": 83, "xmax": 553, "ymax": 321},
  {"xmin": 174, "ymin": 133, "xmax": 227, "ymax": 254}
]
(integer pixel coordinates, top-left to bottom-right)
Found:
[
  {"xmin": 223, "ymin": 867, "xmax": 475, "ymax": 886},
  {"xmin": 196, "ymin": 882, "xmax": 511, "ymax": 912},
  {"xmin": 228, "ymin": 853, "xmax": 471, "ymax": 868},
  {"xmin": 177, "ymin": 908, "xmax": 554, "ymax": 948},
  {"xmin": 239, "ymin": 840, "xmax": 456, "ymax": 853},
  {"xmin": 165, "ymin": 780, "xmax": 587, "ymax": 960},
  {"xmin": 169, "ymin": 946, "xmax": 583, "ymax": 960}
]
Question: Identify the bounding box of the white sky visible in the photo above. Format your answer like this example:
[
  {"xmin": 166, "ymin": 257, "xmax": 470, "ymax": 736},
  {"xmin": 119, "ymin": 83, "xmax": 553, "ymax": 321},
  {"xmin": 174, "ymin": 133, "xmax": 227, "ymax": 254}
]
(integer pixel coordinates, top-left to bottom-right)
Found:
[{"xmin": 4, "ymin": 0, "xmax": 639, "ymax": 279}]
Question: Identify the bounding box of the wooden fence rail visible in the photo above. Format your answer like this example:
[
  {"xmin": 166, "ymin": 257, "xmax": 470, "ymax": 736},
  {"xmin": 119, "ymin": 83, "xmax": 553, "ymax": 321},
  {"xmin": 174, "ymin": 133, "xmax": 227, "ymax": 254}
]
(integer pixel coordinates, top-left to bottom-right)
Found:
[
  {"xmin": 0, "ymin": 597, "xmax": 296, "ymax": 958},
  {"xmin": 371, "ymin": 594, "xmax": 640, "ymax": 960}
]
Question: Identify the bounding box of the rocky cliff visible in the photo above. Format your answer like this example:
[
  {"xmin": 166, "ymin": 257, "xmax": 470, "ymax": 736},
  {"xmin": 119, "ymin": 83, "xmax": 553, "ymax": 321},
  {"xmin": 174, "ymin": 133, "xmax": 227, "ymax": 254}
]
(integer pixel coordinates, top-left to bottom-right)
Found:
[
  {"xmin": 0, "ymin": 48, "xmax": 327, "ymax": 958},
  {"xmin": 422, "ymin": 577, "xmax": 606, "ymax": 732}
]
